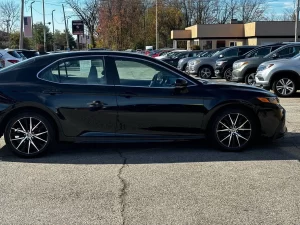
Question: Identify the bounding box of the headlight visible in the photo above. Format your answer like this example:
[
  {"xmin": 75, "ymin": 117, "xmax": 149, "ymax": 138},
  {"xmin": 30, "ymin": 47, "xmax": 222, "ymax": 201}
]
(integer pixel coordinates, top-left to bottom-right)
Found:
[
  {"xmin": 233, "ymin": 61, "xmax": 249, "ymax": 69},
  {"xmin": 257, "ymin": 97, "xmax": 279, "ymax": 104},
  {"xmin": 257, "ymin": 64, "xmax": 274, "ymax": 72},
  {"xmin": 178, "ymin": 59, "xmax": 183, "ymax": 64},
  {"xmin": 216, "ymin": 61, "xmax": 227, "ymax": 66},
  {"xmin": 189, "ymin": 60, "xmax": 198, "ymax": 66}
]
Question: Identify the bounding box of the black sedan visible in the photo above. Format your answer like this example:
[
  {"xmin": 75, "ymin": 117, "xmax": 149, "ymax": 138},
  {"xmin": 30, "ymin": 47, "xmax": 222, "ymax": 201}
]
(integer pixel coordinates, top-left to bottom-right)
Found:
[
  {"xmin": 0, "ymin": 51, "xmax": 286, "ymax": 157},
  {"xmin": 161, "ymin": 51, "xmax": 202, "ymax": 67}
]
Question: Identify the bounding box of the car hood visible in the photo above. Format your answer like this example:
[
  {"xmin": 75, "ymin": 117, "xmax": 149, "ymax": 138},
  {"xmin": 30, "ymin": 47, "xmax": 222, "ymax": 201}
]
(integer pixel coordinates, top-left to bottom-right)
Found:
[
  {"xmin": 180, "ymin": 56, "xmax": 198, "ymax": 62},
  {"xmin": 234, "ymin": 57, "xmax": 267, "ymax": 64},
  {"xmin": 201, "ymin": 80, "xmax": 275, "ymax": 96},
  {"xmin": 260, "ymin": 58, "xmax": 291, "ymax": 66}
]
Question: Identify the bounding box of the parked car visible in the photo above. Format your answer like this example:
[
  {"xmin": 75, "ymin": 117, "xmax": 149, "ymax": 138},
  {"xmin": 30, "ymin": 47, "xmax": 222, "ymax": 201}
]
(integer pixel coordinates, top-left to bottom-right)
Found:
[
  {"xmin": 188, "ymin": 46, "xmax": 255, "ymax": 78},
  {"xmin": 16, "ymin": 49, "xmax": 40, "ymax": 59},
  {"xmin": 156, "ymin": 50, "xmax": 187, "ymax": 60},
  {"xmin": 255, "ymin": 53, "xmax": 300, "ymax": 97},
  {"xmin": 215, "ymin": 43, "xmax": 284, "ymax": 81},
  {"xmin": 178, "ymin": 48, "xmax": 226, "ymax": 72},
  {"xmin": 0, "ymin": 49, "xmax": 23, "ymax": 68},
  {"xmin": 0, "ymin": 51, "xmax": 286, "ymax": 157},
  {"xmin": 162, "ymin": 50, "xmax": 202, "ymax": 67},
  {"xmin": 231, "ymin": 43, "xmax": 300, "ymax": 85}
]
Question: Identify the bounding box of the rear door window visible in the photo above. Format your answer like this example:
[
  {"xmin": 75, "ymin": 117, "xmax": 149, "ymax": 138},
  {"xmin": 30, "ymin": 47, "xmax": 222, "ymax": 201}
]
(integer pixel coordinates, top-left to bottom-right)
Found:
[
  {"xmin": 238, "ymin": 47, "xmax": 254, "ymax": 56},
  {"xmin": 8, "ymin": 51, "xmax": 22, "ymax": 59}
]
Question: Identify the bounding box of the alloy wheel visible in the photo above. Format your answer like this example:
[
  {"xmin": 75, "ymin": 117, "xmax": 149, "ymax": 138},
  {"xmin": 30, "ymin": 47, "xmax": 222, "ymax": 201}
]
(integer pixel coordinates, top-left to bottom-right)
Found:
[
  {"xmin": 246, "ymin": 73, "xmax": 256, "ymax": 85},
  {"xmin": 216, "ymin": 113, "xmax": 251, "ymax": 148},
  {"xmin": 200, "ymin": 68, "xmax": 212, "ymax": 79},
  {"xmin": 275, "ymin": 78, "xmax": 295, "ymax": 96},
  {"xmin": 224, "ymin": 68, "xmax": 233, "ymax": 81},
  {"xmin": 9, "ymin": 117, "xmax": 49, "ymax": 155}
]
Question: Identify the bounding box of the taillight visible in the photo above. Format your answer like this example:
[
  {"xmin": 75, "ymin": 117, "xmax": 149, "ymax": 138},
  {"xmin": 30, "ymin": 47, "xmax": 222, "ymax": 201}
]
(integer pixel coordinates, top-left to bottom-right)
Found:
[{"xmin": 7, "ymin": 59, "xmax": 19, "ymax": 64}]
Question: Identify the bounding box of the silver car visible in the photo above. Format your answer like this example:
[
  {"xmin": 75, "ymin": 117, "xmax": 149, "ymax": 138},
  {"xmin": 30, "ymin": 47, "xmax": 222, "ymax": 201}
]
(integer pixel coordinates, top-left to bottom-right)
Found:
[{"xmin": 255, "ymin": 53, "xmax": 300, "ymax": 97}]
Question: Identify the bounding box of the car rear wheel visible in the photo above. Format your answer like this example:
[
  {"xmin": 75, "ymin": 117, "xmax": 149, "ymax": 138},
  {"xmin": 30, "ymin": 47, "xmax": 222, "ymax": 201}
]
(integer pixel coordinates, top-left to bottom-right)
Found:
[
  {"xmin": 198, "ymin": 67, "xmax": 213, "ymax": 79},
  {"xmin": 4, "ymin": 112, "xmax": 56, "ymax": 157},
  {"xmin": 210, "ymin": 108, "xmax": 257, "ymax": 151},
  {"xmin": 224, "ymin": 67, "xmax": 233, "ymax": 81},
  {"xmin": 272, "ymin": 77, "xmax": 296, "ymax": 97},
  {"xmin": 245, "ymin": 73, "xmax": 256, "ymax": 85}
]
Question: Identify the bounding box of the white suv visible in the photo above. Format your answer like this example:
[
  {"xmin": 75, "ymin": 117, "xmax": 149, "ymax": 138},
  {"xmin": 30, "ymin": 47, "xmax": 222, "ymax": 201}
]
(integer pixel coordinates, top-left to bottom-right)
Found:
[{"xmin": 0, "ymin": 49, "xmax": 23, "ymax": 68}]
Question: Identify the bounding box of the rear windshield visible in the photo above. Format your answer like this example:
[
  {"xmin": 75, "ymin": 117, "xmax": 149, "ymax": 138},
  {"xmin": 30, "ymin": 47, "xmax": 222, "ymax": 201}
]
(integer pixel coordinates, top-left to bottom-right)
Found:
[{"xmin": 8, "ymin": 51, "xmax": 22, "ymax": 58}]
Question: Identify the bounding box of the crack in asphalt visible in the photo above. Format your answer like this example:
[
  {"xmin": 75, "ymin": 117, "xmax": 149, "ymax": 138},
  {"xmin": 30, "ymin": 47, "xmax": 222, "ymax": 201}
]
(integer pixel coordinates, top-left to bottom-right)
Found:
[{"xmin": 117, "ymin": 150, "xmax": 128, "ymax": 225}]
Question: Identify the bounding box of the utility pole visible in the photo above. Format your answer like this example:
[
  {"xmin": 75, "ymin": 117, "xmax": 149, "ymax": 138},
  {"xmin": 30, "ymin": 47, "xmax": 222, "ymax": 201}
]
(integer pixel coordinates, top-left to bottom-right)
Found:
[
  {"xmin": 295, "ymin": 0, "xmax": 300, "ymax": 42},
  {"xmin": 30, "ymin": 1, "xmax": 35, "ymax": 48},
  {"xmin": 52, "ymin": 10, "xmax": 55, "ymax": 51},
  {"xmin": 5, "ymin": 20, "xmax": 10, "ymax": 34},
  {"xmin": 62, "ymin": 4, "xmax": 69, "ymax": 50},
  {"xmin": 42, "ymin": 0, "xmax": 46, "ymax": 52},
  {"xmin": 156, "ymin": 0, "xmax": 158, "ymax": 50},
  {"xmin": 19, "ymin": 0, "xmax": 25, "ymax": 49}
]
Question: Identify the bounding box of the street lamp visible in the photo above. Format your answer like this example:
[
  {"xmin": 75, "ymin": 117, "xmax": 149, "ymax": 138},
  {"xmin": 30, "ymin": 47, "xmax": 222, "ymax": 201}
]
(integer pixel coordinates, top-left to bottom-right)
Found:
[
  {"xmin": 52, "ymin": 10, "xmax": 55, "ymax": 51},
  {"xmin": 156, "ymin": 0, "xmax": 158, "ymax": 50},
  {"xmin": 30, "ymin": 1, "xmax": 35, "ymax": 48},
  {"xmin": 295, "ymin": 0, "xmax": 300, "ymax": 42}
]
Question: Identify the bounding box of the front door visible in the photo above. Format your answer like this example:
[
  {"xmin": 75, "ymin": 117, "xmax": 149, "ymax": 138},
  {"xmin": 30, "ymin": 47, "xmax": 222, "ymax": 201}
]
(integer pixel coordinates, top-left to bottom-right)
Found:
[
  {"xmin": 105, "ymin": 56, "xmax": 205, "ymax": 138},
  {"xmin": 37, "ymin": 56, "xmax": 117, "ymax": 138}
]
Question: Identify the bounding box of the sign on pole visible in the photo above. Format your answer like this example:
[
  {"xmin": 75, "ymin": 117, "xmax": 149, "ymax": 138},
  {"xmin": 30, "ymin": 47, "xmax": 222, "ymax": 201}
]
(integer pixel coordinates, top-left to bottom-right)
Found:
[
  {"xmin": 24, "ymin": 16, "xmax": 32, "ymax": 38},
  {"xmin": 72, "ymin": 20, "xmax": 84, "ymax": 35}
]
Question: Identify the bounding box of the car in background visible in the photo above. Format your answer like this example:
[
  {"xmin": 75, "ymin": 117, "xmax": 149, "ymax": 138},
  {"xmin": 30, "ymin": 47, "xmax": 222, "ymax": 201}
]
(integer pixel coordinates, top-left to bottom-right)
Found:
[
  {"xmin": 16, "ymin": 49, "xmax": 40, "ymax": 59},
  {"xmin": 231, "ymin": 43, "xmax": 300, "ymax": 85},
  {"xmin": 156, "ymin": 50, "xmax": 187, "ymax": 60},
  {"xmin": 161, "ymin": 50, "xmax": 202, "ymax": 67},
  {"xmin": 255, "ymin": 53, "xmax": 300, "ymax": 97},
  {"xmin": 178, "ymin": 48, "xmax": 226, "ymax": 72},
  {"xmin": 188, "ymin": 46, "xmax": 255, "ymax": 79},
  {"xmin": 215, "ymin": 43, "xmax": 284, "ymax": 81},
  {"xmin": 0, "ymin": 49, "xmax": 23, "ymax": 68},
  {"xmin": 88, "ymin": 48, "xmax": 110, "ymax": 51},
  {"xmin": 0, "ymin": 51, "xmax": 286, "ymax": 157}
]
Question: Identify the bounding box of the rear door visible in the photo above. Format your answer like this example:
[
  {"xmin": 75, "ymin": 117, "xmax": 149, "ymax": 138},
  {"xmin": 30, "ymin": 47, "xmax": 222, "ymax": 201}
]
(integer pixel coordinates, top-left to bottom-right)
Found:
[{"xmin": 37, "ymin": 56, "xmax": 118, "ymax": 138}]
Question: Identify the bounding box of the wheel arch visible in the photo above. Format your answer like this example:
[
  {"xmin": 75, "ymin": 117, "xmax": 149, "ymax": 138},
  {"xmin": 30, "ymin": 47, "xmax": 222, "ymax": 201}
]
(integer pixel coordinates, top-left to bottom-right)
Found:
[
  {"xmin": 203, "ymin": 101, "xmax": 261, "ymax": 134},
  {"xmin": 270, "ymin": 70, "xmax": 300, "ymax": 89},
  {"xmin": 198, "ymin": 64, "xmax": 215, "ymax": 76},
  {"xmin": 0, "ymin": 105, "xmax": 61, "ymax": 140}
]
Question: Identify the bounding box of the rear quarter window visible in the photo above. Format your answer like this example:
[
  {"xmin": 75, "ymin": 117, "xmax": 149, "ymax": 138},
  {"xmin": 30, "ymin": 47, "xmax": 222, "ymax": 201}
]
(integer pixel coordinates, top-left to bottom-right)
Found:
[{"xmin": 8, "ymin": 51, "xmax": 22, "ymax": 58}]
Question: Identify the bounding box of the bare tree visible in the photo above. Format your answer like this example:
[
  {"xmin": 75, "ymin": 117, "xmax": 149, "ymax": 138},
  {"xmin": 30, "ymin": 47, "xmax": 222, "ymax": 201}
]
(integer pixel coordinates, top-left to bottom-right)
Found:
[
  {"xmin": 238, "ymin": 0, "xmax": 267, "ymax": 23},
  {"xmin": 65, "ymin": 0, "xmax": 100, "ymax": 47},
  {"xmin": 0, "ymin": 1, "xmax": 20, "ymax": 33}
]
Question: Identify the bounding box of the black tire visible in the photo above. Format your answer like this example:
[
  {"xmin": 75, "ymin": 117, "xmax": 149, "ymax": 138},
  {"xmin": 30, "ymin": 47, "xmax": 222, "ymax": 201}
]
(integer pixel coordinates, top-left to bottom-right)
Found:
[
  {"xmin": 224, "ymin": 67, "xmax": 233, "ymax": 81},
  {"xmin": 4, "ymin": 111, "xmax": 56, "ymax": 157},
  {"xmin": 209, "ymin": 108, "xmax": 258, "ymax": 152},
  {"xmin": 183, "ymin": 64, "xmax": 188, "ymax": 73},
  {"xmin": 198, "ymin": 66, "xmax": 213, "ymax": 79},
  {"xmin": 245, "ymin": 72, "xmax": 256, "ymax": 85},
  {"xmin": 272, "ymin": 77, "xmax": 296, "ymax": 97}
]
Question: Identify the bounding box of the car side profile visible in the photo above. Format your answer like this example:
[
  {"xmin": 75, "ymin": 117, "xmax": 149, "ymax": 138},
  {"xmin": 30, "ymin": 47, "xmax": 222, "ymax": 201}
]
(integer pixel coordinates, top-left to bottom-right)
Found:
[
  {"xmin": 232, "ymin": 43, "xmax": 300, "ymax": 85},
  {"xmin": 0, "ymin": 51, "xmax": 286, "ymax": 157},
  {"xmin": 161, "ymin": 50, "xmax": 202, "ymax": 67},
  {"xmin": 255, "ymin": 53, "xmax": 300, "ymax": 97}
]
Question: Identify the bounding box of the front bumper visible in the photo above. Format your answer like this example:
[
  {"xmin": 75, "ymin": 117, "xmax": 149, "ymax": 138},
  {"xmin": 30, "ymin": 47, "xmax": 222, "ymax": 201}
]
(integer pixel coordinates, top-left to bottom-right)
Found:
[
  {"xmin": 231, "ymin": 69, "xmax": 244, "ymax": 82},
  {"xmin": 187, "ymin": 64, "xmax": 198, "ymax": 75},
  {"xmin": 259, "ymin": 105, "xmax": 287, "ymax": 140},
  {"xmin": 215, "ymin": 66, "xmax": 225, "ymax": 78}
]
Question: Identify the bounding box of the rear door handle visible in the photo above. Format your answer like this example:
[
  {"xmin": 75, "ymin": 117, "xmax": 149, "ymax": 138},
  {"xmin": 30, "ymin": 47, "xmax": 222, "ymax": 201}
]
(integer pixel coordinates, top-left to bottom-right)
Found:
[{"xmin": 119, "ymin": 92, "xmax": 137, "ymax": 98}]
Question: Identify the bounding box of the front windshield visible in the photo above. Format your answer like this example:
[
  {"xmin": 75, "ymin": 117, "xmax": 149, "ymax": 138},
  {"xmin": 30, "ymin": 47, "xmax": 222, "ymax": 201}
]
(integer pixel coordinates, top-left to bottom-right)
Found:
[{"xmin": 292, "ymin": 53, "xmax": 300, "ymax": 59}]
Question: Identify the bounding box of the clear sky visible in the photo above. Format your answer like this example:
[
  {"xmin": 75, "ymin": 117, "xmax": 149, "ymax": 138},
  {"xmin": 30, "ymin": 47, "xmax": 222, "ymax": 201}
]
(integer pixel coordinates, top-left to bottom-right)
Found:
[{"xmin": 0, "ymin": 0, "xmax": 296, "ymax": 33}]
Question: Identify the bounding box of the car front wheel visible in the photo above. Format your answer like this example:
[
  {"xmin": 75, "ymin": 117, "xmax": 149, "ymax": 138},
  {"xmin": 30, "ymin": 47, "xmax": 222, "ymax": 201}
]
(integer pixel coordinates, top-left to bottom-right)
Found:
[
  {"xmin": 224, "ymin": 67, "xmax": 233, "ymax": 81},
  {"xmin": 198, "ymin": 66, "xmax": 213, "ymax": 79},
  {"xmin": 272, "ymin": 77, "xmax": 296, "ymax": 97},
  {"xmin": 210, "ymin": 108, "xmax": 257, "ymax": 151},
  {"xmin": 4, "ymin": 112, "xmax": 56, "ymax": 157},
  {"xmin": 245, "ymin": 73, "xmax": 256, "ymax": 85}
]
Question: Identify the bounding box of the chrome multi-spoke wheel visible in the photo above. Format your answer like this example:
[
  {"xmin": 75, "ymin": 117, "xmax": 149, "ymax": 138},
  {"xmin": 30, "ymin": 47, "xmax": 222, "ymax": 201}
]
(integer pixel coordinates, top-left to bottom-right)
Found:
[
  {"xmin": 5, "ymin": 112, "xmax": 55, "ymax": 157},
  {"xmin": 224, "ymin": 68, "xmax": 233, "ymax": 81},
  {"xmin": 199, "ymin": 67, "xmax": 212, "ymax": 79},
  {"xmin": 273, "ymin": 78, "xmax": 296, "ymax": 97},
  {"xmin": 216, "ymin": 113, "xmax": 251, "ymax": 148},
  {"xmin": 210, "ymin": 109, "xmax": 256, "ymax": 151}
]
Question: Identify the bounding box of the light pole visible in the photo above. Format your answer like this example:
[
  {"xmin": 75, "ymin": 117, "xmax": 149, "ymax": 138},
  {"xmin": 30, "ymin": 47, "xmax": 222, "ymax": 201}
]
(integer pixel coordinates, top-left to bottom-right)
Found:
[
  {"xmin": 295, "ymin": 0, "xmax": 300, "ymax": 42},
  {"xmin": 19, "ymin": 0, "xmax": 25, "ymax": 49},
  {"xmin": 30, "ymin": 1, "xmax": 35, "ymax": 48},
  {"xmin": 62, "ymin": 4, "xmax": 69, "ymax": 50},
  {"xmin": 156, "ymin": 0, "xmax": 158, "ymax": 50},
  {"xmin": 52, "ymin": 10, "xmax": 55, "ymax": 51},
  {"xmin": 42, "ymin": 0, "xmax": 46, "ymax": 52}
]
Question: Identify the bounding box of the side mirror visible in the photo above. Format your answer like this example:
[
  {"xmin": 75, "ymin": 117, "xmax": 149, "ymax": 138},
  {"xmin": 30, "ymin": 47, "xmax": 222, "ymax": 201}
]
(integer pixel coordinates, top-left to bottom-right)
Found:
[
  {"xmin": 175, "ymin": 78, "xmax": 188, "ymax": 89},
  {"xmin": 272, "ymin": 53, "xmax": 279, "ymax": 59}
]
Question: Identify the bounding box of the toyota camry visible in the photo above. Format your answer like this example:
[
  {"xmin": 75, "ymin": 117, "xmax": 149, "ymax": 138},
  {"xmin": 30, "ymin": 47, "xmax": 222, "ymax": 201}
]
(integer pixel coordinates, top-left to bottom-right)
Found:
[{"xmin": 0, "ymin": 51, "xmax": 286, "ymax": 157}]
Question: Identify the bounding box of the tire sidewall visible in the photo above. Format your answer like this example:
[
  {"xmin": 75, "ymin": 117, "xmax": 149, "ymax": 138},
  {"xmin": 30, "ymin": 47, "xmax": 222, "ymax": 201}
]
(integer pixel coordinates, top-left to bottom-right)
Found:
[
  {"xmin": 198, "ymin": 66, "xmax": 213, "ymax": 79},
  {"xmin": 245, "ymin": 73, "xmax": 256, "ymax": 85},
  {"xmin": 4, "ymin": 112, "xmax": 55, "ymax": 157},
  {"xmin": 224, "ymin": 67, "xmax": 233, "ymax": 81},
  {"xmin": 209, "ymin": 108, "xmax": 258, "ymax": 151}
]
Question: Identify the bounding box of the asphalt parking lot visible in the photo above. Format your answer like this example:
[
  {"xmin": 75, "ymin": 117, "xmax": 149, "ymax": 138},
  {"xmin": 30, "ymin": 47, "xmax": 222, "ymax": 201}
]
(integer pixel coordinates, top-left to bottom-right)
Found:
[{"xmin": 0, "ymin": 84, "xmax": 299, "ymax": 225}]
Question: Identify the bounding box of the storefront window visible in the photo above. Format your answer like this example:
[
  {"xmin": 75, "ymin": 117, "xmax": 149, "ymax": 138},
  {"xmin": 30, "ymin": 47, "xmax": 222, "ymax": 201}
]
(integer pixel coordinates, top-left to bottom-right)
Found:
[{"xmin": 202, "ymin": 41, "xmax": 212, "ymax": 50}]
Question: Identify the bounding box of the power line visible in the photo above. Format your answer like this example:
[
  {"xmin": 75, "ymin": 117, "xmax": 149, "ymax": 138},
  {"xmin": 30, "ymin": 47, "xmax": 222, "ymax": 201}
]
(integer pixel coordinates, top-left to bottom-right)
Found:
[{"xmin": 32, "ymin": 7, "xmax": 52, "ymax": 16}]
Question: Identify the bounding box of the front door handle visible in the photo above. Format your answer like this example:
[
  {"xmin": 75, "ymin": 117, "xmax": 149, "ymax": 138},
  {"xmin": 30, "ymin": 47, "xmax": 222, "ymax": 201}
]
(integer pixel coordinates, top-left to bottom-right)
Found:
[
  {"xmin": 119, "ymin": 92, "xmax": 137, "ymax": 98},
  {"xmin": 88, "ymin": 101, "xmax": 105, "ymax": 109}
]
